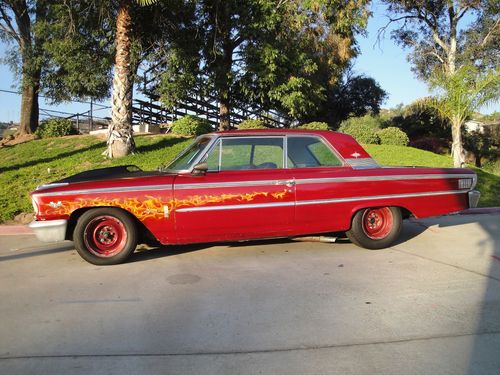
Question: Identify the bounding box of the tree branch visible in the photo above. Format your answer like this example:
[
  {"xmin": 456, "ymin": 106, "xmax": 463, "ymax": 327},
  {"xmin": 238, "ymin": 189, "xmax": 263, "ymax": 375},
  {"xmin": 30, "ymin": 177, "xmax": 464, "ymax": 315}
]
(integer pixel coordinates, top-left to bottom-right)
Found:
[
  {"xmin": 0, "ymin": 6, "xmax": 20, "ymax": 43},
  {"xmin": 480, "ymin": 18, "xmax": 500, "ymax": 47}
]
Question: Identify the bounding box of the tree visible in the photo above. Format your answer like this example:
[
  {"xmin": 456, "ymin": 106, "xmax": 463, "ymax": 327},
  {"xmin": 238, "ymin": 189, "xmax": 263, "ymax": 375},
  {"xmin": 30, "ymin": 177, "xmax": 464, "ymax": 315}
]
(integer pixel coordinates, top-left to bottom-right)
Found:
[
  {"xmin": 305, "ymin": 69, "xmax": 387, "ymax": 127},
  {"xmin": 155, "ymin": 0, "xmax": 370, "ymax": 130},
  {"xmin": 0, "ymin": 0, "xmax": 47, "ymax": 134},
  {"xmin": 0, "ymin": 1, "xmax": 116, "ymax": 134},
  {"xmin": 381, "ymin": 0, "xmax": 500, "ymax": 166},
  {"xmin": 425, "ymin": 66, "xmax": 499, "ymax": 167},
  {"xmin": 105, "ymin": 0, "xmax": 159, "ymax": 158}
]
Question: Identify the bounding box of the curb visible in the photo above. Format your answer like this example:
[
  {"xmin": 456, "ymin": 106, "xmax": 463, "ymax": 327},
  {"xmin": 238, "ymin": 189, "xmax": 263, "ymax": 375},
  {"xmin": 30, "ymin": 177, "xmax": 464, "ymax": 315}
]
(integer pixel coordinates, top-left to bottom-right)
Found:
[
  {"xmin": 0, "ymin": 207, "xmax": 499, "ymax": 236},
  {"xmin": 0, "ymin": 225, "xmax": 34, "ymax": 236},
  {"xmin": 460, "ymin": 207, "xmax": 500, "ymax": 215}
]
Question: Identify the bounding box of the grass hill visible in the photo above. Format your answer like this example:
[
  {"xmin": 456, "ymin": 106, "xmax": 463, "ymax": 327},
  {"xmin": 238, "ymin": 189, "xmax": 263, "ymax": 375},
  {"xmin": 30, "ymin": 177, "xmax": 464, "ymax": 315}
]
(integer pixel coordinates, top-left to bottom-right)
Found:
[{"xmin": 0, "ymin": 134, "xmax": 498, "ymax": 223}]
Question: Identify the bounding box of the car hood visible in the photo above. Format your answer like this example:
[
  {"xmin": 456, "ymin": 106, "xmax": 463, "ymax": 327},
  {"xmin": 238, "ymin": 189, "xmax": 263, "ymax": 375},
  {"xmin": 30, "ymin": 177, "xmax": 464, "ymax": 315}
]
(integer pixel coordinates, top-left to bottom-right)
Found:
[{"xmin": 53, "ymin": 165, "xmax": 165, "ymax": 184}]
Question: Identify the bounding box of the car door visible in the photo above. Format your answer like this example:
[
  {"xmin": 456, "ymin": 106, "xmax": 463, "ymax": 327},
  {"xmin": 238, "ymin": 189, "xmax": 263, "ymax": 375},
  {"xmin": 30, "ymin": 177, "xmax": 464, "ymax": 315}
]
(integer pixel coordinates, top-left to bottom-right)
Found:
[
  {"xmin": 173, "ymin": 136, "xmax": 295, "ymax": 243},
  {"xmin": 283, "ymin": 134, "xmax": 350, "ymax": 234}
]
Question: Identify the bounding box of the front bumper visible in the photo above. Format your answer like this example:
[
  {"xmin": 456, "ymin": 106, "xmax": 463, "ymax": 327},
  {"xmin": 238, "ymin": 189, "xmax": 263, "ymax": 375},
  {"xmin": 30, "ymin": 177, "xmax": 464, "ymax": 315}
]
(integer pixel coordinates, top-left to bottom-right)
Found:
[
  {"xmin": 468, "ymin": 190, "xmax": 481, "ymax": 208},
  {"xmin": 29, "ymin": 219, "xmax": 68, "ymax": 242}
]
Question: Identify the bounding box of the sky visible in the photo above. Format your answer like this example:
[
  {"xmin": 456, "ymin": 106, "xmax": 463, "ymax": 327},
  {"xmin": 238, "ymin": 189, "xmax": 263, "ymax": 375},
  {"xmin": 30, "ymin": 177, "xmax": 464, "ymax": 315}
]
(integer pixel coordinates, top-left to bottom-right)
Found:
[{"xmin": 0, "ymin": 1, "xmax": 497, "ymax": 123}]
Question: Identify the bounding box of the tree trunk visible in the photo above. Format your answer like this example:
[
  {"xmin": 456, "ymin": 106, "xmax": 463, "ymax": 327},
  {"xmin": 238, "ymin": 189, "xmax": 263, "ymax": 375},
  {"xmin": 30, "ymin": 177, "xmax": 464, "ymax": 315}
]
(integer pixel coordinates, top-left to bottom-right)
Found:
[
  {"xmin": 18, "ymin": 70, "xmax": 40, "ymax": 134},
  {"xmin": 219, "ymin": 92, "xmax": 231, "ymax": 131},
  {"xmin": 451, "ymin": 118, "xmax": 466, "ymax": 168},
  {"xmin": 106, "ymin": 0, "xmax": 136, "ymax": 158}
]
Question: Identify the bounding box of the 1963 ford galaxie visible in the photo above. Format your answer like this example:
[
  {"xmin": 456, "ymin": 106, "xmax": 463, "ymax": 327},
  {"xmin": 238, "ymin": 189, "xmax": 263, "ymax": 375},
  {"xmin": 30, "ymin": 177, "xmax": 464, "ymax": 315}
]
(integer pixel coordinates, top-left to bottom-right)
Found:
[{"xmin": 29, "ymin": 129, "xmax": 480, "ymax": 265}]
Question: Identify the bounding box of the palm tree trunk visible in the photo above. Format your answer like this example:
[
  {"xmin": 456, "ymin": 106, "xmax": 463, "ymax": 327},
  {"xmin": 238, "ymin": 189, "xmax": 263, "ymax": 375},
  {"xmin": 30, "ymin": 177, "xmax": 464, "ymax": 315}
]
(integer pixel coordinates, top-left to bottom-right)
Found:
[
  {"xmin": 106, "ymin": 0, "xmax": 136, "ymax": 158},
  {"xmin": 451, "ymin": 118, "xmax": 466, "ymax": 168}
]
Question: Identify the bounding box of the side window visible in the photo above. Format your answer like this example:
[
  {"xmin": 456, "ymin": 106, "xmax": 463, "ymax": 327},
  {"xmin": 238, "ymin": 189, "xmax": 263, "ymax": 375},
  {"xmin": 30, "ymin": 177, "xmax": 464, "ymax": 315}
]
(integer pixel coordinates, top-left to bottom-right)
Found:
[
  {"xmin": 205, "ymin": 141, "xmax": 220, "ymax": 171},
  {"xmin": 206, "ymin": 137, "xmax": 284, "ymax": 171},
  {"xmin": 287, "ymin": 137, "xmax": 342, "ymax": 168}
]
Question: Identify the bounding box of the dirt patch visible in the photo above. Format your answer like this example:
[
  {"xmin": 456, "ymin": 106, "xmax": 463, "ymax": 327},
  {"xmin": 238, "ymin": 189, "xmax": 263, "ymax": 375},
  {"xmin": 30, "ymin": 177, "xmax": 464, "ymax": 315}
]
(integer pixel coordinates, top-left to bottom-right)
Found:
[
  {"xmin": 0, "ymin": 133, "xmax": 37, "ymax": 147},
  {"xmin": 8, "ymin": 212, "xmax": 35, "ymax": 225}
]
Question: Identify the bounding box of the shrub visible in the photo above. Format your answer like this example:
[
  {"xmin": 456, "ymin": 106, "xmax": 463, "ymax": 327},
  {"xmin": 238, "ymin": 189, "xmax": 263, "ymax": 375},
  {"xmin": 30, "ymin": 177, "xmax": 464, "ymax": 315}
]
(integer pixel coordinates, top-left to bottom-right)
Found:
[
  {"xmin": 35, "ymin": 118, "xmax": 77, "ymax": 138},
  {"xmin": 237, "ymin": 119, "xmax": 266, "ymax": 129},
  {"xmin": 410, "ymin": 137, "xmax": 448, "ymax": 154},
  {"xmin": 338, "ymin": 121, "xmax": 379, "ymax": 144},
  {"xmin": 171, "ymin": 115, "xmax": 213, "ymax": 136},
  {"xmin": 377, "ymin": 127, "xmax": 409, "ymax": 146},
  {"xmin": 298, "ymin": 122, "xmax": 330, "ymax": 130}
]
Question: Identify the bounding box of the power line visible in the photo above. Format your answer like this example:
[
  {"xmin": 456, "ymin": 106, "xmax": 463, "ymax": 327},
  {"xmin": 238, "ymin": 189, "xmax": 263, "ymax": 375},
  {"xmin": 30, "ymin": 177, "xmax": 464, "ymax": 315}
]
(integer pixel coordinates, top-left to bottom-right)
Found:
[{"xmin": 0, "ymin": 89, "xmax": 110, "ymax": 109}]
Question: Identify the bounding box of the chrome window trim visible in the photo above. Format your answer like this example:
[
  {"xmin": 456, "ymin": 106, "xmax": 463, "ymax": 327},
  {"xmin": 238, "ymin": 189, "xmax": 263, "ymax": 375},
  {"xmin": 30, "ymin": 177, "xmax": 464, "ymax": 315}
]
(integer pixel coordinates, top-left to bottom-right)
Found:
[{"xmin": 166, "ymin": 134, "xmax": 218, "ymax": 174}]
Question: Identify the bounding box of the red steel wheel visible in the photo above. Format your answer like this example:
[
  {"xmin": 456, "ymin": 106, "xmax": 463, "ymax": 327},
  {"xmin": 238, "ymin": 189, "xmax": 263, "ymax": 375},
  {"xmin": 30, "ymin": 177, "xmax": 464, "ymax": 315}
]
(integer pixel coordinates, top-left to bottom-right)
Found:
[
  {"xmin": 361, "ymin": 207, "xmax": 394, "ymax": 240},
  {"xmin": 83, "ymin": 215, "xmax": 128, "ymax": 257},
  {"xmin": 347, "ymin": 206, "xmax": 402, "ymax": 249},
  {"xmin": 74, "ymin": 208, "xmax": 138, "ymax": 265}
]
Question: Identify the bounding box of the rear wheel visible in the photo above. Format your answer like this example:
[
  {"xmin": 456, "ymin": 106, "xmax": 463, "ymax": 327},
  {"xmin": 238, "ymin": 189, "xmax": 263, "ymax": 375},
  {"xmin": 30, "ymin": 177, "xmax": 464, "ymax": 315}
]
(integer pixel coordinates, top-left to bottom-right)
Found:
[
  {"xmin": 73, "ymin": 208, "xmax": 137, "ymax": 265},
  {"xmin": 347, "ymin": 207, "xmax": 402, "ymax": 249}
]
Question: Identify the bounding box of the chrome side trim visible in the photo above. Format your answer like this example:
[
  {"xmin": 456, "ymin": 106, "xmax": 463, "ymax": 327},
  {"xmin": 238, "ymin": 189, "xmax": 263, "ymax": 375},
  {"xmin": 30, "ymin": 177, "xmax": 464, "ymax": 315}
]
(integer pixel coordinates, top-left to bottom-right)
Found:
[
  {"xmin": 175, "ymin": 179, "xmax": 284, "ymax": 190},
  {"xmin": 36, "ymin": 182, "xmax": 69, "ymax": 191},
  {"xmin": 34, "ymin": 173, "xmax": 474, "ymax": 196},
  {"xmin": 29, "ymin": 219, "xmax": 68, "ymax": 242},
  {"xmin": 295, "ymin": 190, "xmax": 466, "ymax": 206},
  {"xmin": 34, "ymin": 184, "xmax": 173, "ymax": 197},
  {"xmin": 176, "ymin": 189, "xmax": 467, "ymax": 213},
  {"xmin": 294, "ymin": 174, "xmax": 473, "ymax": 185},
  {"xmin": 176, "ymin": 201, "xmax": 295, "ymax": 213}
]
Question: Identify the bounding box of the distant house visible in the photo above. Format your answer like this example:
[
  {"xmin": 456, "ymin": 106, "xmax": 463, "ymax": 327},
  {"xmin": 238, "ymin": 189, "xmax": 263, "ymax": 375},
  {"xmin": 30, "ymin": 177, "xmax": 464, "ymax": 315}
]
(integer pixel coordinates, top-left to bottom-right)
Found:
[{"xmin": 465, "ymin": 120, "xmax": 500, "ymax": 134}]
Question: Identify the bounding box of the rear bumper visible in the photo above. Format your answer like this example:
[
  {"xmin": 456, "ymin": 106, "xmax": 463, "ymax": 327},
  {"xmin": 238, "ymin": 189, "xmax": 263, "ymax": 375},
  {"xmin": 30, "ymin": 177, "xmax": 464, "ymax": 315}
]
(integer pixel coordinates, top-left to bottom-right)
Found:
[
  {"xmin": 468, "ymin": 190, "xmax": 480, "ymax": 208},
  {"xmin": 29, "ymin": 219, "xmax": 67, "ymax": 242}
]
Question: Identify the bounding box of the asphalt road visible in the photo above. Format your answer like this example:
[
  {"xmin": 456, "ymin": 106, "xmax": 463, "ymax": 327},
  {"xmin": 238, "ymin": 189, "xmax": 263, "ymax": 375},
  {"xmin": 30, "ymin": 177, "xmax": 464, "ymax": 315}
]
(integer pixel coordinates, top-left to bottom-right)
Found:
[{"xmin": 0, "ymin": 214, "xmax": 499, "ymax": 375}]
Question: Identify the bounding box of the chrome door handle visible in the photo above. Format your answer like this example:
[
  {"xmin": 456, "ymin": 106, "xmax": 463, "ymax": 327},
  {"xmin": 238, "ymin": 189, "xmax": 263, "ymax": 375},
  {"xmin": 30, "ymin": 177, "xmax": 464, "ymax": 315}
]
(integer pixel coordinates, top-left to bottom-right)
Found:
[{"xmin": 285, "ymin": 179, "xmax": 295, "ymax": 187}]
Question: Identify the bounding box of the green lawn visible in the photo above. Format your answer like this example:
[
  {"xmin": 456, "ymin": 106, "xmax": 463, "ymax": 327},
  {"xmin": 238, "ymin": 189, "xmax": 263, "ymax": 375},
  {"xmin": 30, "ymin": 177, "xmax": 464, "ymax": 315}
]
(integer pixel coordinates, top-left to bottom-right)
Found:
[
  {"xmin": 0, "ymin": 136, "xmax": 498, "ymax": 223},
  {"xmin": 0, "ymin": 134, "xmax": 192, "ymax": 223},
  {"xmin": 365, "ymin": 144, "xmax": 500, "ymax": 208}
]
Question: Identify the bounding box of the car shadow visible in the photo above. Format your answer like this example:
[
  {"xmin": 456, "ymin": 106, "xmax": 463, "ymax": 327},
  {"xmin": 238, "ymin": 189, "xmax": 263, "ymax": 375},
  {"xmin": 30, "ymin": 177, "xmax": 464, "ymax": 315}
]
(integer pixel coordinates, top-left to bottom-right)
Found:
[{"xmin": 0, "ymin": 242, "xmax": 75, "ymax": 262}]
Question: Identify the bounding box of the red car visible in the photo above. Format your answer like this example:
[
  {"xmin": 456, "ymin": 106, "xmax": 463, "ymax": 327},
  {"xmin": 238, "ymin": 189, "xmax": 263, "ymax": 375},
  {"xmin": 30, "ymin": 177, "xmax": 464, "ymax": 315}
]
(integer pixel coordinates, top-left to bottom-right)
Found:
[{"xmin": 29, "ymin": 130, "xmax": 480, "ymax": 265}]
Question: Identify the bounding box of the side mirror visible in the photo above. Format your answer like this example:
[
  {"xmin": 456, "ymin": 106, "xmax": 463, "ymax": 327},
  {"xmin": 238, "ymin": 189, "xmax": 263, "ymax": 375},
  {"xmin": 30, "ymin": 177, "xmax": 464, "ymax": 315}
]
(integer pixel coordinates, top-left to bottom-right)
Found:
[{"xmin": 192, "ymin": 162, "xmax": 208, "ymax": 175}]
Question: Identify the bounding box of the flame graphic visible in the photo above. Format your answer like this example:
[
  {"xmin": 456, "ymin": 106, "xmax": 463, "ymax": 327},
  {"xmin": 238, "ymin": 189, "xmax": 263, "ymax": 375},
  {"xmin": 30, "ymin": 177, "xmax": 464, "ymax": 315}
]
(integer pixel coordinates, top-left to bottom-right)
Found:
[{"xmin": 43, "ymin": 189, "xmax": 289, "ymax": 220}]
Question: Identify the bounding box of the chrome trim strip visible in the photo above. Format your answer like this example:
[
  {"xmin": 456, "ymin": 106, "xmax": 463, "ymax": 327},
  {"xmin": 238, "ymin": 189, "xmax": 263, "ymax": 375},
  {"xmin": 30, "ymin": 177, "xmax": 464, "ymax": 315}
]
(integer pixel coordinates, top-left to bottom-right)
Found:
[
  {"xmin": 175, "ymin": 179, "xmax": 284, "ymax": 190},
  {"xmin": 176, "ymin": 190, "xmax": 467, "ymax": 213},
  {"xmin": 34, "ymin": 184, "xmax": 173, "ymax": 197},
  {"xmin": 294, "ymin": 174, "xmax": 473, "ymax": 185},
  {"xmin": 34, "ymin": 173, "xmax": 474, "ymax": 196},
  {"xmin": 295, "ymin": 190, "xmax": 466, "ymax": 206},
  {"xmin": 176, "ymin": 201, "xmax": 295, "ymax": 213}
]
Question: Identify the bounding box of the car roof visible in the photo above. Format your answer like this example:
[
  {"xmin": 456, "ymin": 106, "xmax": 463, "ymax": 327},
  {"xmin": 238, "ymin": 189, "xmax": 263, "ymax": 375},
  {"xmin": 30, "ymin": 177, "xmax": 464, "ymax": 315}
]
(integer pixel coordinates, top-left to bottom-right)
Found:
[{"xmin": 210, "ymin": 129, "xmax": 372, "ymax": 160}]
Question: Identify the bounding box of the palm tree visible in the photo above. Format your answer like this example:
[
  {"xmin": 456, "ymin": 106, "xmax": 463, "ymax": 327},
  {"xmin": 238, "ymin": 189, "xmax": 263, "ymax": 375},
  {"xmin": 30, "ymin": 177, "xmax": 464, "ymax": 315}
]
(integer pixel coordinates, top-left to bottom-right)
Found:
[
  {"xmin": 105, "ymin": 0, "xmax": 158, "ymax": 158},
  {"xmin": 426, "ymin": 66, "xmax": 499, "ymax": 168}
]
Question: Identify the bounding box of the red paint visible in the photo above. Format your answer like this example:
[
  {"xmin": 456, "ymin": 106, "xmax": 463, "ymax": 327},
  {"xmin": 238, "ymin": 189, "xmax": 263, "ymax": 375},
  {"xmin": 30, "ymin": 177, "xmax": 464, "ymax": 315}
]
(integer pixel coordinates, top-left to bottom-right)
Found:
[{"xmin": 30, "ymin": 130, "xmax": 476, "ymax": 246}]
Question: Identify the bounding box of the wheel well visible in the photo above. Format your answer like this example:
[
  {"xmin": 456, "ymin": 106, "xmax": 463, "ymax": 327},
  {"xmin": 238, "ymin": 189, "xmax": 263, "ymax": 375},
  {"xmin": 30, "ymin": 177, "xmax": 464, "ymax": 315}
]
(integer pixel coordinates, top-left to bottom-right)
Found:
[{"xmin": 66, "ymin": 206, "xmax": 158, "ymax": 244}]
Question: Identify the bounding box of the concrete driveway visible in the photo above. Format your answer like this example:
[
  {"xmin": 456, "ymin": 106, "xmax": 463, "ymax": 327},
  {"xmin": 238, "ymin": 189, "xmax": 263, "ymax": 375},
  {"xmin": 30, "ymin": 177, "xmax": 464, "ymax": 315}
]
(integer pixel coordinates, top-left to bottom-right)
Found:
[{"xmin": 0, "ymin": 214, "xmax": 499, "ymax": 374}]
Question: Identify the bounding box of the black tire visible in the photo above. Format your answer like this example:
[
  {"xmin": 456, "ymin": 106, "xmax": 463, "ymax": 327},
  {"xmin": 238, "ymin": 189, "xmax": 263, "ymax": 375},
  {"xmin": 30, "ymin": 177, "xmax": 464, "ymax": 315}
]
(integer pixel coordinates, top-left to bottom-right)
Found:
[
  {"xmin": 346, "ymin": 206, "xmax": 402, "ymax": 249},
  {"xmin": 73, "ymin": 208, "xmax": 138, "ymax": 265}
]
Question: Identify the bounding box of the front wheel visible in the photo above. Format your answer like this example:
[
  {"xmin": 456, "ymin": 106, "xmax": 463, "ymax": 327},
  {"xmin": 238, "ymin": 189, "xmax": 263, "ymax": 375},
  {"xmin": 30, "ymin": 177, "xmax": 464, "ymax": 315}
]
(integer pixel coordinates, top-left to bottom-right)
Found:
[
  {"xmin": 73, "ymin": 208, "xmax": 138, "ymax": 265},
  {"xmin": 346, "ymin": 207, "xmax": 402, "ymax": 249}
]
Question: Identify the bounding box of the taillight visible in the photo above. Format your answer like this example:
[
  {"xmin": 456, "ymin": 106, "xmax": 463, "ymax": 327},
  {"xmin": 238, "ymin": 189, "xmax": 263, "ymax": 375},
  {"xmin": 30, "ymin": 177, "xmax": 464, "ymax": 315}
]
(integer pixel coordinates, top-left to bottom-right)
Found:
[{"xmin": 458, "ymin": 178, "xmax": 473, "ymax": 190}]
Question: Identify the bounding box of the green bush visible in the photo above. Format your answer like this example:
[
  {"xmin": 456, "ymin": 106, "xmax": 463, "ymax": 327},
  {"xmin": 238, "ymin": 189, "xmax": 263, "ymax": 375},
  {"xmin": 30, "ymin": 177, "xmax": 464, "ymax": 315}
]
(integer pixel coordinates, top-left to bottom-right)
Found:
[
  {"xmin": 377, "ymin": 127, "xmax": 409, "ymax": 146},
  {"xmin": 338, "ymin": 121, "xmax": 379, "ymax": 144},
  {"xmin": 35, "ymin": 118, "xmax": 77, "ymax": 138},
  {"xmin": 171, "ymin": 115, "xmax": 213, "ymax": 136},
  {"xmin": 298, "ymin": 122, "xmax": 330, "ymax": 130},
  {"xmin": 237, "ymin": 119, "xmax": 266, "ymax": 129}
]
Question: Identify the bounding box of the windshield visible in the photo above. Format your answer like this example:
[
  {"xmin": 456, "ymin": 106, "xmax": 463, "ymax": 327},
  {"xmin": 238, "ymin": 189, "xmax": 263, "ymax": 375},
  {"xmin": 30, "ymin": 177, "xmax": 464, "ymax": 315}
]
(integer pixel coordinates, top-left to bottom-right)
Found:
[{"xmin": 162, "ymin": 136, "xmax": 213, "ymax": 171}]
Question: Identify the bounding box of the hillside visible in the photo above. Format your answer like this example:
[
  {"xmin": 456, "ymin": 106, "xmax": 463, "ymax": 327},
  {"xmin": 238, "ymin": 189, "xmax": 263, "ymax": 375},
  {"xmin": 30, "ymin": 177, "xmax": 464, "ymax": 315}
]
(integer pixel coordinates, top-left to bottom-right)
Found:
[{"xmin": 0, "ymin": 134, "xmax": 498, "ymax": 223}]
